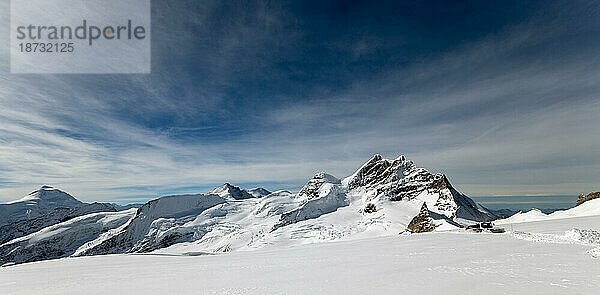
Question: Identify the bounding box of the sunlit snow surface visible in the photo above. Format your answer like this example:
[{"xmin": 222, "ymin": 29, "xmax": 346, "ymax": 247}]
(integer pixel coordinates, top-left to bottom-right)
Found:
[{"xmin": 1, "ymin": 215, "xmax": 599, "ymax": 295}]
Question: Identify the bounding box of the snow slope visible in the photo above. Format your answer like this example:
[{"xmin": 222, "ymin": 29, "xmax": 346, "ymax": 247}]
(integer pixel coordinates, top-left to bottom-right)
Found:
[
  {"xmin": 273, "ymin": 176, "xmax": 347, "ymax": 230},
  {"xmin": 78, "ymin": 194, "xmax": 227, "ymax": 255},
  {"xmin": 497, "ymin": 198, "xmax": 600, "ymax": 224},
  {"xmin": 0, "ymin": 209, "xmax": 136, "ymax": 265},
  {"xmin": 0, "ymin": 186, "xmax": 84, "ymax": 226},
  {"xmin": 0, "ymin": 202, "xmax": 115, "ymax": 245},
  {"xmin": 1, "ymin": 216, "xmax": 599, "ymax": 295}
]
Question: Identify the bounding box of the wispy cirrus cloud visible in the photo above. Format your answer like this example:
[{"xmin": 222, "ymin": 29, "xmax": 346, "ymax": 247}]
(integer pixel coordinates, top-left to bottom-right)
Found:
[{"xmin": 0, "ymin": 0, "xmax": 598, "ymax": 202}]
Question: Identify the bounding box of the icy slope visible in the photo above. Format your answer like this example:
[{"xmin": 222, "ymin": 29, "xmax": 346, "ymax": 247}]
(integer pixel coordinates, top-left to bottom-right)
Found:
[
  {"xmin": 273, "ymin": 183, "xmax": 347, "ymax": 230},
  {"xmin": 0, "ymin": 186, "xmax": 84, "ymax": 226},
  {"xmin": 0, "ymin": 202, "xmax": 115, "ymax": 245},
  {"xmin": 0, "ymin": 209, "xmax": 135, "ymax": 265},
  {"xmin": 273, "ymin": 173, "xmax": 346, "ymax": 230},
  {"xmin": 78, "ymin": 194, "xmax": 227, "ymax": 255}
]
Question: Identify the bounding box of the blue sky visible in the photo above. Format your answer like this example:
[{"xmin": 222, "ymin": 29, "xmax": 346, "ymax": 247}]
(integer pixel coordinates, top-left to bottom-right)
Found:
[{"xmin": 1, "ymin": 0, "xmax": 599, "ymax": 203}]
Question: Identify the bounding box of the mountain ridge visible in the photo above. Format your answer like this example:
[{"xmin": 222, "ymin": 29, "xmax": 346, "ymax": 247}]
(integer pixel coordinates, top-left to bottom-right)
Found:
[{"xmin": 1, "ymin": 154, "xmax": 499, "ymax": 265}]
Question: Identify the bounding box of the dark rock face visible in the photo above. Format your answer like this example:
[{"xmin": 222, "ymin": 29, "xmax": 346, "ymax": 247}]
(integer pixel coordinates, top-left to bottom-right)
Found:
[
  {"xmin": 346, "ymin": 155, "xmax": 408, "ymax": 193},
  {"xmin": 363, "ymin": 203, "xmax": 377, "ymax": 213},
  {"xmin": 1, "ymin": 238, "xmax": 67, "ymax": 265},
  {"xmin": 407, "ymin": 203, "xmax": 437, "ymax": 233},
  {"xmin": 211, "ymin": 183, "xmax": 256, "ymax": 200},
  {"xmin": 345, "ymin": 154, "xmax": 446, "ymax": 202},
  {"xmin": 445, "ymin": 179, "xmax": 496, "ymax": 222},
  {"xmin": 345, "ymin": 154, "xmax": 496, "ymax": 222},
  {"xmin": 577, "ymin": 192, "xmax": 600, "ymax": 205}
]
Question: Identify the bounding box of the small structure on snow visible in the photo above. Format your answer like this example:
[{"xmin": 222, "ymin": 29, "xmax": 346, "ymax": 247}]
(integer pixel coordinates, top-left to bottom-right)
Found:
[{"xmin": 465, "ymin": 222, "xmax": 505, "ymax": 233}]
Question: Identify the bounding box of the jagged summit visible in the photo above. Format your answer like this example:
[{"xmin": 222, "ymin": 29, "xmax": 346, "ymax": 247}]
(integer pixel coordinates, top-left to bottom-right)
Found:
[
  {"xmin": 210, "ymin": 183, "xmax": 257, "ymax": 200},
  {"xmin": 247, "ymin": 187, "xmax": 271, "ymax": 198},
  {"xmin": 341, "ymin": 154, "xmax": 495, "ymax": 221},
  {"xmin": 342, "ymin": 154, "xmax": 416, "ymax": 191}
]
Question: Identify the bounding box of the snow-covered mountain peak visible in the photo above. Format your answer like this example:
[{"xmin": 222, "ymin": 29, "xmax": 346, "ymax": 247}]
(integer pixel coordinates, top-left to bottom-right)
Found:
[
  {"xmin": 342, "ymin": 154, "xmax": 414, "ymax": 191},
  {"xmin": 247, "ymin": 187, "xmax": 272, "ymax": 198},
  {"xmin": 339, "ymin": 154, "xmax": 495, "ymax": 221},
  {"xmin": 298, "ymin": 172, "xmax": 341, "ymax": 200},
  {"xmin": 9, "ymin": 186, "xmax": 83, "ymax": 207},
  {"xmin": 209, "ymin": 183, "xmax": 255, "ymax": 200},
  {"xmin": 393, "ymin": 155, "xmax": 407, "ymax": 162},
  {"xmin": 1, "ymin": 186, "xmax": 85, "ymax": 227}
]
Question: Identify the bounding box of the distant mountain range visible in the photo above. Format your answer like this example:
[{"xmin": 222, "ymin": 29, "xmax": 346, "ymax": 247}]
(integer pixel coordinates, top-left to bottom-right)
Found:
[{"xmin": 1, "ymin": 154, "xmax": 502, "ymax": 265}]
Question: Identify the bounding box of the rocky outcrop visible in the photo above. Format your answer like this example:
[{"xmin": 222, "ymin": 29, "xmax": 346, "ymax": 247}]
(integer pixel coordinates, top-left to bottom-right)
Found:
[
  {"xmin": 363, "ymin": 203, "xmax": 377, "ymax": 213},
  {"xmin": 343, "ymin": 154, "xmax": 447, "ymax": 202},
  {"xmin": 577, "ymin": 192, "xmax": 600, "ymax": 206},
  {"xmin": 407, "ymin": 203, "xmax": 437, "ymax": 233}
]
